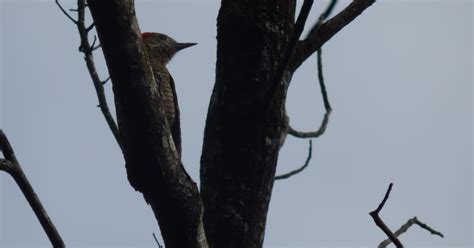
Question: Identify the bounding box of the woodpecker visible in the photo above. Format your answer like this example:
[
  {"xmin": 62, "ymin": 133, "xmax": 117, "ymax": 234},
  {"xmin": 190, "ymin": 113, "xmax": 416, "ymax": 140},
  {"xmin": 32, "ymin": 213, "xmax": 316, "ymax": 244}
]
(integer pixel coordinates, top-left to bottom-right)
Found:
[{"xmin": 141, "ymin": 32, "xmax": 196, "ymax": 157}]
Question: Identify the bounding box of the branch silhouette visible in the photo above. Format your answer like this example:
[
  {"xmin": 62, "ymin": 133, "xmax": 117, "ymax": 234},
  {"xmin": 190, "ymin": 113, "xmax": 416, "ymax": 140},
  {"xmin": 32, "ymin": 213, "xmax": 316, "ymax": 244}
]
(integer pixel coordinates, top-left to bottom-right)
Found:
[{"xmin": 0, "ymin": 130, "xmax": 65, "ymax": 248}]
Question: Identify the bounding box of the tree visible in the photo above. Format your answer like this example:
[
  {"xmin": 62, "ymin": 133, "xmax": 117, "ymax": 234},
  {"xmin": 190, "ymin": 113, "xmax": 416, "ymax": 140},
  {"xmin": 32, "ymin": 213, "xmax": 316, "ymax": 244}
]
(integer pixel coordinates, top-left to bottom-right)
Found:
[
  {"xmin": 79, "ymin": 0, "xmax": 374, "ymax": 247},
  {"xmin": 0, "ymin": 2, "xmax": 456, "ymax": 245},
  {"xmin": 55, "ymin": 0, "xmax": 374, "ymax": 246}
]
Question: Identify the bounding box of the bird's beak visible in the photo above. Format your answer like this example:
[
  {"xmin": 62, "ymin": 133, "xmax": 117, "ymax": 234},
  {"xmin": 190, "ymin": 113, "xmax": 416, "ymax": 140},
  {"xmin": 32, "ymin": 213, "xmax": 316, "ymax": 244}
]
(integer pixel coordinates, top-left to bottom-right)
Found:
[{"xmin": 175, "ymin": 42, "xmax": 197, "ymax": 51}]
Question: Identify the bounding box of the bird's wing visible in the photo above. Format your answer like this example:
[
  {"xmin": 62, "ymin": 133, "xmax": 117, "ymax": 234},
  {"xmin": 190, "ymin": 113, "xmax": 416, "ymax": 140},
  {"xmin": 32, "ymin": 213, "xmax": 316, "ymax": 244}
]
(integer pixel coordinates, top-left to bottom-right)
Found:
[{"xmin": 168, "ymin": 73, "xmax": 182, "ymax": 157}]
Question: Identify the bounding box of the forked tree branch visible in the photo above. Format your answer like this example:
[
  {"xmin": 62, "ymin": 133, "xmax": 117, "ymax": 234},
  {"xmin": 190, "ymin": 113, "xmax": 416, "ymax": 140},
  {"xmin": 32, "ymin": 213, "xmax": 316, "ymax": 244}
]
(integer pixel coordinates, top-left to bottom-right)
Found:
[
  {"xmin": 0, "ymin": 130, "xmax": 65, "ymax": 248},
  {"xmin": 282, "ymin": 1, "xmax": 337, "ymax": 178},
  {"xmin": 283, "ymin": 0, "xmax": 373, "ymax": 178},
  {"xmin": 369, "ymin": 183, "xmax": 404, "ymax": 248},
  {"xmin": 276, "ymin": 0, "xmax": 314, "ymax": 83},
  {"xmin": 265, "ymin": 0, "xmax": 314, "ymax": 109},
  {"xmin": 306, "ymin": 0, "xmax": 338, "ymax": 40},
  {"xmin": 56, "ymin": 0, "xmax": 122, "ymax": 151},
  {"xmin": 370, "ymin": 183, "xmax": 444, "ymax": 247},
  {"xmin": 290, "ymin": 0, "xmax": 376, "ymax": 72},
  {"xmin": 275, "ymin": 140, "xmax": 313, "ymax": 180},
  {"xmin": 378, "ymin": 217, "xmax": 444, "ymax": 248}
]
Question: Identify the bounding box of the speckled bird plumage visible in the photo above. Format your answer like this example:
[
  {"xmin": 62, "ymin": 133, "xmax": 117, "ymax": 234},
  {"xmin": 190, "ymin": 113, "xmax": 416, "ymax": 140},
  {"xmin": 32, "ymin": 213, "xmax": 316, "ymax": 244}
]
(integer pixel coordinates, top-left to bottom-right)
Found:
[{"xmin": 142, "ymin": 32, "xmax": 196, "ymax": 156}]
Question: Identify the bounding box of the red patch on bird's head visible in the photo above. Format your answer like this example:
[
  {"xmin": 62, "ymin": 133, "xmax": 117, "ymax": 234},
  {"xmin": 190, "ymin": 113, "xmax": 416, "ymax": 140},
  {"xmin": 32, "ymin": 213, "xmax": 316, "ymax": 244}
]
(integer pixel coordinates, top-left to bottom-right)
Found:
[{"xmin": 141, "ymin": 32, "xmax": 153, "ymax": 39}]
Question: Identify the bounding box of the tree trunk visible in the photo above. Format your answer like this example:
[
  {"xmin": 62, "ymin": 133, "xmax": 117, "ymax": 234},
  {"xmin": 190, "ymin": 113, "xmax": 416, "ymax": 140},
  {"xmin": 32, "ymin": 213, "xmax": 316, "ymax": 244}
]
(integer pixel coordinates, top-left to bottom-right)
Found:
[
  {"xmin": 87, "ymin": 1, "xmax": 206, "ymax": 247},
  {"xmin": 85, "ymin": 0, "xmax": 374, "ymax": 247},
  {"xmin": 200, "ymin": 1, "xmax": 295, "ymax": 247}
]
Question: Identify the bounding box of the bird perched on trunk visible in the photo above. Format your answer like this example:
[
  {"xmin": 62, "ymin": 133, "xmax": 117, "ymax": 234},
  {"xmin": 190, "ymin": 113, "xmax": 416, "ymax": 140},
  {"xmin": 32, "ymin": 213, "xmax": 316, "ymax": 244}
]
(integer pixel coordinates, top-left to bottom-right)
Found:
[{"xmin": 141, "ymin": 32, "xmax": 196, "ymax": 157}]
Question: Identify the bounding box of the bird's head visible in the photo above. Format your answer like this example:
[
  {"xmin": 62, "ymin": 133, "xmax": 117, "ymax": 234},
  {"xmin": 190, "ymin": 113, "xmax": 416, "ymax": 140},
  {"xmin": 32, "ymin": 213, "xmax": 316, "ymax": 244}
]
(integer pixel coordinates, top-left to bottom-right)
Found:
[{"xmin": 141, "ymin": 32, "xmax": 197, "ymax": 64}]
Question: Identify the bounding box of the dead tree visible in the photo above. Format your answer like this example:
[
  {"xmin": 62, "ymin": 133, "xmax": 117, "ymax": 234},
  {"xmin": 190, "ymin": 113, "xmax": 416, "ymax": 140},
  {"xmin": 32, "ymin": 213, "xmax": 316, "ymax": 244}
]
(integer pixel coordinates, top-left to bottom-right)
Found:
[{"xmin": 58, "ymin": 0, "xmax": 375, "ymax": 247}]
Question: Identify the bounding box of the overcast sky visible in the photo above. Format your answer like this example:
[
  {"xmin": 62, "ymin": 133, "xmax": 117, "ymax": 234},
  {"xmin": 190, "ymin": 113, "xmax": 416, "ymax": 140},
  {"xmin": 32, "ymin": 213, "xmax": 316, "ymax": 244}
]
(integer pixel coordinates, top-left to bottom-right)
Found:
[{"xmin": 1, "ymin": 0, "xmax": 472, "ymax": 247}]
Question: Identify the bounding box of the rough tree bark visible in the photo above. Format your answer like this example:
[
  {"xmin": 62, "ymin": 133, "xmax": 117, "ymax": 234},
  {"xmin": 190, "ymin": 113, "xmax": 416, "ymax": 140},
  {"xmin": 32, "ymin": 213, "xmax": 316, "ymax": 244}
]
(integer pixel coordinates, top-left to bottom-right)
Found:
[
  {"xmin": 200, "ymin": 1, "xmax": 295, "ymax": 247},
  {"xmin": 200, "ymin": 1, "xmax": 375, "ymax": 247},
  {"xmin": 85, "ymin": 0, "xmax": 375, "ymax": 247},
  {"xmin": 87, "ymin": 1, "xmax": 206, "ymax": 247}
]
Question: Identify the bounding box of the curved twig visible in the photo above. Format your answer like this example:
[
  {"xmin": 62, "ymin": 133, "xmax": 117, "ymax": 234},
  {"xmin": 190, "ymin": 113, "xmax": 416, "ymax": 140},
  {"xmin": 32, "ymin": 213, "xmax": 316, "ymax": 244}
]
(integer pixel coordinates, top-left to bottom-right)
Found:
[
  {"xmin": 0, "ymin": 130, "xmax": 65, "ymax": 248},
  {"xmin": 289, "ymin": 111, "xmax": 330, "ymax": 138},
  {"xmin": 55, "ymin": 0, "xmax": 77, "ymax": 24},
  {"xmin": 275, "ymin": 140, "xmax": 312, "ymax": 180},
  {"xmin": 289, "ymin": 49, "xmax": 331, "ymax": 138}
]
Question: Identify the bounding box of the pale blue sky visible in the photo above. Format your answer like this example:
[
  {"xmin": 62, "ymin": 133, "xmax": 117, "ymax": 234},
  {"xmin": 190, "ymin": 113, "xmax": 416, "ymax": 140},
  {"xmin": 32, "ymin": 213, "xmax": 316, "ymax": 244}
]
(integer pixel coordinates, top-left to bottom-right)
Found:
[{"xmin": 1, "ymin": 0, "xmax": 472, "ymax": 247}]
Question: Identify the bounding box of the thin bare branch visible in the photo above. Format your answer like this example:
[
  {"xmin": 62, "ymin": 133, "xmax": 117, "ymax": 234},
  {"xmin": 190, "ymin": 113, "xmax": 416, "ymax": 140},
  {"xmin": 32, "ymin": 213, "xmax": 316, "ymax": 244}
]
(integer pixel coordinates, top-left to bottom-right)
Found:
[
  {"xmin": 102, "ymin": 76, "xmax": 111, "ymax": 85},
  {"xmin": 378, "ymin": 217, "xmax": 444, "ymax": 248},
  {"xmin": 92, "ymin": 44, "xmax": 102, "ymax": 51},
  {"xmin": 152, "ymin": 233, "xmax": 164, "ymax": 248},
  {"xmin": 369, "ymin": 183, "xmax": 404, "ymax": 248},
  {"xmin": 278, "ymin": 0, "xmax": 314, "ymax": 76},
  {"xmin": 90, "ymin": 35, "xmax": 98, "ymax": 48},
  {"xmin": 289, "ymin": 49, "xmax": 331, "ymax": 138},
  {"xmin": 265, "ymin": 0, "xmax": 314, "ymax": 109},
  {"xmin": 275, "ymin": 140, "xmax": 313, "ymax": 180},
  {"xmin": 372, "ymin": 183, "xmax": 393, "ymax": 213},
  {"xmin": 290, "ymin": 0, "xmax": 376, "ymax": 72},
  {"xmin": 0, "ymin": 130, "xmax": 65, "ymax": 248},
  {"xmin": 414, "ymin": 218, "xmax": 444, "ymax": 238},
  {"xmin": 307, "ymin": 0, "xmax": 338, "ymax": 37},
  {"xmin": 320, "ymin": 0, "xmax": 338, "ymax": 21},
  {"xmin": 316, "ymin": 50, "xmax": 331, "ymax": 111},
  {"xmin": 55, "ymin": 0, "xmax": 78, "ymax": 24},
  {"xmin": 56, "ymin": 0, "xmax": 122, "ymax": 150},
  {"xmin": 86, "ymin": 22, "xmax": 95, "ymax": 32}
]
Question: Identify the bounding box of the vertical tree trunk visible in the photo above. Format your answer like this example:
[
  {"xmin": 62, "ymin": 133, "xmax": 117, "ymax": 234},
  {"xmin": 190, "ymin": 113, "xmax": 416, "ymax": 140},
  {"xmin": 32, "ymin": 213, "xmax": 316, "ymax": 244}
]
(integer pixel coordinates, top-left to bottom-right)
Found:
[
  {"xmin": 84, "ymin": 0, "xmax": 374, "ymax": 246},
  {"xmin": 87, "ymin": 1, "xmax": 206, "ymax": 247},
  {"xmin": 200, "ymin": 1, "xmax": 295, "ymax": 247}
]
